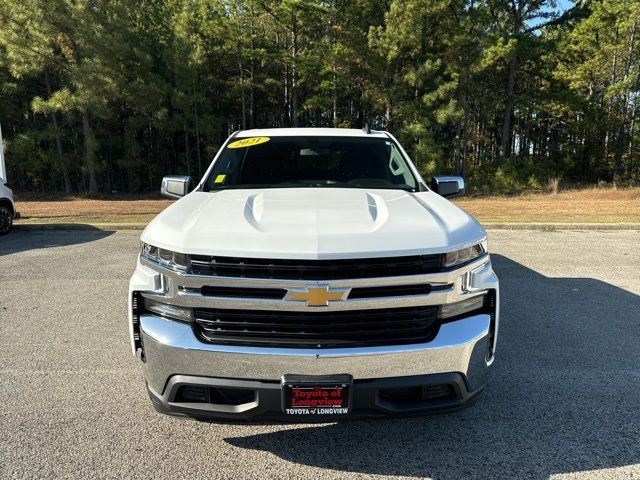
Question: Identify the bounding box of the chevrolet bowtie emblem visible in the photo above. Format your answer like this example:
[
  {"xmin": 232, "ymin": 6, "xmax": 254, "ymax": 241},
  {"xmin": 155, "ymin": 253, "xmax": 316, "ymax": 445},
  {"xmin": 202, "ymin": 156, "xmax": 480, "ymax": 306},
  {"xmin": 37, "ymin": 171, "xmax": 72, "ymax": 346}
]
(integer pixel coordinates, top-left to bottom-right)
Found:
[{"xmin": 285, "ymin": 285, "xmax": 350, "ymax": 307}]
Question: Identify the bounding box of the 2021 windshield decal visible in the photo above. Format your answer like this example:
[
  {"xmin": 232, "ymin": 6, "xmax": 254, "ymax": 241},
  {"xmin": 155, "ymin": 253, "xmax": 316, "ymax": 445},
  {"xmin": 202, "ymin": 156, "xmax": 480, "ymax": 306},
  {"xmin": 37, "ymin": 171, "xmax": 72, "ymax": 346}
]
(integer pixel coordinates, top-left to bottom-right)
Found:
[{"xmin": 227, "ymin": 137, "xmax": 270, "ymax": 149}]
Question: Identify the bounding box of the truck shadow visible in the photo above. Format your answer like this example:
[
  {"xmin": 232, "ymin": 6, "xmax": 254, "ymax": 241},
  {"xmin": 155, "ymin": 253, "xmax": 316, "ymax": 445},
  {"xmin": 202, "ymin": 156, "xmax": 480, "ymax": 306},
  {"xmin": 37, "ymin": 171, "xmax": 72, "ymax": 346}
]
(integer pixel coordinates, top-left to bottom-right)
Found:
[
  {"xmin": 225, "ymin": 254, "xmax": 640, "ymax": 479},
  {"xmin": 0, "ymin": 227, "xmax": 114, "ymax": 257}
]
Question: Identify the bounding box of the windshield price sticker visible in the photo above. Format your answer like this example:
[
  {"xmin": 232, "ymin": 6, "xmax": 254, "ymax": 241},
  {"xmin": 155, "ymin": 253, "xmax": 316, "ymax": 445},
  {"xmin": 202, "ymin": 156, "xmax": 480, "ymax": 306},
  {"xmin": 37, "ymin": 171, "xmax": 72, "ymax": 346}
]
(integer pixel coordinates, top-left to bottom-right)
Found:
[{"xmin": 227, "ymin": 137, "xmax": 270, "ymax": 149}]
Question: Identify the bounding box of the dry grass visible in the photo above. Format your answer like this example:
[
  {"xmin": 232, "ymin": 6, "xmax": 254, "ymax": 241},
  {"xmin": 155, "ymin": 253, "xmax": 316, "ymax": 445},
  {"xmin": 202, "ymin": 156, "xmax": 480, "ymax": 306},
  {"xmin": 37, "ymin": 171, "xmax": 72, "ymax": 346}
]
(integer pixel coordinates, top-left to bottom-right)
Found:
[
  {"xmin": 12, "ymin": 188, "xmax": 640, "ymax": 225},
  {"xmin": 15, "ymin": 198, "xmax": 172, "ymax": 225},
  {"xmin": 456, "ymin": 188, "xmax": 640, "ymax": 223}
]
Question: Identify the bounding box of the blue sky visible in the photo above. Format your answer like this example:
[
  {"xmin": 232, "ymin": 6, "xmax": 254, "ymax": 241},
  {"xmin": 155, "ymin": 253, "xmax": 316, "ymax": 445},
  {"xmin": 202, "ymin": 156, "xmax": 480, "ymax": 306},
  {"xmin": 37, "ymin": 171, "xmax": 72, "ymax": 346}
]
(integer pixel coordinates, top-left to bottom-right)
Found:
[
  {"xmin": 556, "ymin": 0, "xmax": 573, "ymax": 13},
  {"xmin": 529, "ymin": 0, "xmax": 574, "ymax": 30}
]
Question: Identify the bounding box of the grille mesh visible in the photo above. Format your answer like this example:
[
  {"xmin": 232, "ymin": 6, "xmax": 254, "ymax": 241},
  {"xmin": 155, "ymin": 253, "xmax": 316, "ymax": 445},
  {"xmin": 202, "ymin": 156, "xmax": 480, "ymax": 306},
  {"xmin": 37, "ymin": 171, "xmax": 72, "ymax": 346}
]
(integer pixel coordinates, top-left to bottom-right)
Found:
[
  {"xmin": 194, "ymin": 305, "xmax": 439, "ymax": 348},
  {"xmin": 190, "ymin": 254, "xmax": 443, "ymax": 280}
]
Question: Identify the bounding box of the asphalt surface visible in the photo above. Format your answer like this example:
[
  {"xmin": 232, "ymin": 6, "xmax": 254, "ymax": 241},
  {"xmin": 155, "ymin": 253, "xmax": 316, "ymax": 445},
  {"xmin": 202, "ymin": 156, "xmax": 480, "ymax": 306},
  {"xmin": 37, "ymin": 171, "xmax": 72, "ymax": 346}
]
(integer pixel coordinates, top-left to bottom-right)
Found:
[{"xmin": 1, "ymin": 229, "xmax": 639, "ymax": 480}]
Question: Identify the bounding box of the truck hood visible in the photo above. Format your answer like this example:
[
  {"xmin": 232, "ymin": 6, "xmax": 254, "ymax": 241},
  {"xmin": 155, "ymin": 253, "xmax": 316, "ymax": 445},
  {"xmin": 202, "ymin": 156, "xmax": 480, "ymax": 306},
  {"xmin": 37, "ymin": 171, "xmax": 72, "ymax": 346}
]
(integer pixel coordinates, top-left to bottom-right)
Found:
[{"xmin": 141, "ymin": 188, "xmax": 485, "ymax": 259}]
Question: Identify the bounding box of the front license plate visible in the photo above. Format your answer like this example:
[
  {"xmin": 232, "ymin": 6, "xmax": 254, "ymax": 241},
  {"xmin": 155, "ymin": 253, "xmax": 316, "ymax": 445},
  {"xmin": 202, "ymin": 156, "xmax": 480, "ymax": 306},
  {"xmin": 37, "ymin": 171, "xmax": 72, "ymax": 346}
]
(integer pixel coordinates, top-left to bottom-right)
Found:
[{"xmin": 282, "ymin": 374, "xmax": 352, "ymax": 416}]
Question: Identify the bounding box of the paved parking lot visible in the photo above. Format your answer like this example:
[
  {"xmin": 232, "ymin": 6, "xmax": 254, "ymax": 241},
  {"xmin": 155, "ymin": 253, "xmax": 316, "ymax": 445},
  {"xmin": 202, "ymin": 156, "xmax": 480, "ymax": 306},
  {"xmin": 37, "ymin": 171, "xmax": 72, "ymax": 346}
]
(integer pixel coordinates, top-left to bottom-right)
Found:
[{"xmin": 1, "ymin": 229, "xmax": 639, "ymax": 479}]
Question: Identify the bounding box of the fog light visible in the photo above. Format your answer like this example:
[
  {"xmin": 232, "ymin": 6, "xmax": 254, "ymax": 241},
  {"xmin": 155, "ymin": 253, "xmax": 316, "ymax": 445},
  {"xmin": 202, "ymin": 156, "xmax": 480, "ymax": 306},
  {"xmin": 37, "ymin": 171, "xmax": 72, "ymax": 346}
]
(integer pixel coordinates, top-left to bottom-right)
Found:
[
  {"xmin": 144, "ymin": 298, "xmax": 193, "ymax": 322},
  {"xmin": 439, "ymin": 294, "xmax": 485, "ymax": 319}
]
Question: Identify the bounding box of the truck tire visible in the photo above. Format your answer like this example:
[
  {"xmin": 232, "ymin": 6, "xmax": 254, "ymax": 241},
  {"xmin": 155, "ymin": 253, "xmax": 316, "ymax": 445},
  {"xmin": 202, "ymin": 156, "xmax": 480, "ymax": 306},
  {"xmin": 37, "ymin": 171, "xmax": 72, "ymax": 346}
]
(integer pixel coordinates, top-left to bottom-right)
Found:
[{"xmin": 0, "ymin": 205, "xmax": 13, "ymax": 235}]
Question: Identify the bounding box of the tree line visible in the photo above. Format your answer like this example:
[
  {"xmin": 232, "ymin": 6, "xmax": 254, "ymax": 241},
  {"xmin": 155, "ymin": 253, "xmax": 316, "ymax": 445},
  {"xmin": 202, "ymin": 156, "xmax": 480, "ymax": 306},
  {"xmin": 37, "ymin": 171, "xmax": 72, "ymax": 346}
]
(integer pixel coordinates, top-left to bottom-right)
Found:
[{"xmin": 0, "ymin": 0, "xmax": 638, "ymax": 194}]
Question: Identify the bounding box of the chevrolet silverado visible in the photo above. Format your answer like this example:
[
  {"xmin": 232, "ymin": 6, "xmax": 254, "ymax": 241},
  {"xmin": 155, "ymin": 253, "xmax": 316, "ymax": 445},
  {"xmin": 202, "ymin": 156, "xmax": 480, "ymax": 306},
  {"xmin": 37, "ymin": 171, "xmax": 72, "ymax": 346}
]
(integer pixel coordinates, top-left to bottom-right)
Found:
[{"xmin": 129, "ymin": 128, "xmax": 500, "ymax": 421}]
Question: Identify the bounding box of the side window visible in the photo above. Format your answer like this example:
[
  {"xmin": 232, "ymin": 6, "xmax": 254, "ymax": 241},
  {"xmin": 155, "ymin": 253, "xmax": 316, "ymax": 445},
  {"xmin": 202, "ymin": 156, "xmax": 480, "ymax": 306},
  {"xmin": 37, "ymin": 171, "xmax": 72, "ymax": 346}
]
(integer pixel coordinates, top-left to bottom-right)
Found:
[{"xmin": 387, "ymin": 143, "xmax": 413, "ymax": 185}]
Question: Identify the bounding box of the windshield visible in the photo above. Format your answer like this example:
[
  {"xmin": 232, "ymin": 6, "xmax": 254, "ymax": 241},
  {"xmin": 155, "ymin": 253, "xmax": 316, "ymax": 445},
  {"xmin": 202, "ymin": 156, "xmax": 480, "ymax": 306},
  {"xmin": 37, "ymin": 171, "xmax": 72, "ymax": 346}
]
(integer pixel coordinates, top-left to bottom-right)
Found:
[{"xmin": 203, "ymin": 136, "xmax": 418, "ymax": 192}]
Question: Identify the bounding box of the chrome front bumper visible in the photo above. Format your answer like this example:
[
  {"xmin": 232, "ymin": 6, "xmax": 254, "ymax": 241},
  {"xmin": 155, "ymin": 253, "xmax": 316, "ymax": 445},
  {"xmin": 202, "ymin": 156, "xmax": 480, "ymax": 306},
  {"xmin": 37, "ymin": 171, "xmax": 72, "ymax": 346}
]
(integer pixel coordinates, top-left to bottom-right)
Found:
[{"xmin": 140, "ymin": 312, "xmax": 492, "ymax": 397}]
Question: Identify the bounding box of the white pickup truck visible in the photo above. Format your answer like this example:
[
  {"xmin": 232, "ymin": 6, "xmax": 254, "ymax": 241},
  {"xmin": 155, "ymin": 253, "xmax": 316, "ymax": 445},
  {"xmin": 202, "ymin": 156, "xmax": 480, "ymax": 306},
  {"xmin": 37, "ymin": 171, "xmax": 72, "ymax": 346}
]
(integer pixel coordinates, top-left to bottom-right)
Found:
[{"xmin": 129, "ymin": 128, "xmax": 499, "ymax": 421}]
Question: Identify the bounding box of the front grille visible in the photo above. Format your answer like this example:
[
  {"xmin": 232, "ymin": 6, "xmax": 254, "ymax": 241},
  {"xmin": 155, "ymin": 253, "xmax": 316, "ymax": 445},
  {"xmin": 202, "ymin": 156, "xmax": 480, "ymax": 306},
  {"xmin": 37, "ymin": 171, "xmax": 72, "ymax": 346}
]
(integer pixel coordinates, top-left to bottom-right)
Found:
[
  {"xmin": 201, "ymin": 286, "xmax": 287, "ymax": 299},
  {"xmin": 198, "ymin": 283, "xmax": 451, "ymax": 300},
  {"xmin": 194, "ymin": 305, "xmax": 439, "ymax": 348},
  {"xmin": 190, "ymin": 254, "xmax": 443, "ymax": 280},
  {"xmin": 349, "ymin": 283, "xmax": 452, "ymax": 299}
]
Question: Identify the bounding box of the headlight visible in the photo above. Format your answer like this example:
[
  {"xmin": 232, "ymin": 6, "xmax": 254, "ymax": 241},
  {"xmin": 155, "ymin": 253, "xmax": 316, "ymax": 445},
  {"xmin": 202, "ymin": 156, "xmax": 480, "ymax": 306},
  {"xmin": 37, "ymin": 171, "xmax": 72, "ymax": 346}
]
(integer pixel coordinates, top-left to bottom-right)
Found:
[
  {"xmin": 144, "ymin": 298, "xmax": 193, "ymax": 322},
  {"xmin": 140, "ymin": 242, "xmax": 190, "ymax": 271},
  {"xmin": 439, "ymin": 293, "xmax": 486, "ymax": 319},
  {"xmin": 444, "ymin": 239, "xmax": 487, "ymax": 268}
]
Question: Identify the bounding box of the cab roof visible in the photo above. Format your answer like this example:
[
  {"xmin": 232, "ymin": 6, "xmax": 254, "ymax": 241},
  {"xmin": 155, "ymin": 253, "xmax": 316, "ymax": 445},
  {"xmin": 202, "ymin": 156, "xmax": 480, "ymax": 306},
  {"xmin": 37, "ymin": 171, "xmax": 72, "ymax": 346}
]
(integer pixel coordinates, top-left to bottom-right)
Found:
[{"xmin": 234, "ymin": 128, "xmax": 389, "ymax": 138}]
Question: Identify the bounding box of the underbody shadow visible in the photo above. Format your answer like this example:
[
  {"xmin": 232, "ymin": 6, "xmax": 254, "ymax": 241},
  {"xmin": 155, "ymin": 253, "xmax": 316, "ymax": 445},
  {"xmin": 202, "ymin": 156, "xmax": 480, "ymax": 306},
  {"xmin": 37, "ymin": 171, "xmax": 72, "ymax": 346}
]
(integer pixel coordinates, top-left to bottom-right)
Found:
[
  {"xmin": 226, "ymin": 254, "xmax": 640, "ymax": 479},
  {"xmin": 0, "ymin": 226, "xmax": 114, "ymax": 256}
]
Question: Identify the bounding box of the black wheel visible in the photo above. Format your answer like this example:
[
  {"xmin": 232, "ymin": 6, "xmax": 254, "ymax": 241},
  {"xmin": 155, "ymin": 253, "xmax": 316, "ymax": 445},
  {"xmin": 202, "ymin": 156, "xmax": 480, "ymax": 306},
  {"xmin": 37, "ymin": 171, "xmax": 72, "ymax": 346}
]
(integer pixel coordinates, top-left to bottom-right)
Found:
[{"xmin": 0, "ymin": 206, "xmax": 13, "ymax": 235}]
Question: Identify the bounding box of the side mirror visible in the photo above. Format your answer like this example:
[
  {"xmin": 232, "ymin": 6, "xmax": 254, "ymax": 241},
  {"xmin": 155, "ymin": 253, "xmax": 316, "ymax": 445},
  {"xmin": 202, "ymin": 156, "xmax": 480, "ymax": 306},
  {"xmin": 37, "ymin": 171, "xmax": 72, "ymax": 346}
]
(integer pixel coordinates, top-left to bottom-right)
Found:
[
  {"xmin": 161, "ymin": 176, "xmax": 193, "ymax": 199},
  {"xmin": 431, "ymin": 176, "xmax": 465, "ymax": 198}
]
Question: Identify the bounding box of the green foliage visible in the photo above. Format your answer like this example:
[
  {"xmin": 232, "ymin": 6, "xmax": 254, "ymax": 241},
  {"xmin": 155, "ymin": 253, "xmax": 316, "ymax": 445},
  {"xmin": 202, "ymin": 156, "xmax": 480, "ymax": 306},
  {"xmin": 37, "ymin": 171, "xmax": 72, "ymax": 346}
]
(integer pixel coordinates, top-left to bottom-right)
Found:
[
  {"xmin": 480, "ymin": 164, "xmax": 544, "ymax": 195},
  {"xmin": 0, "ymin": 0, "xmax": 638, "ymax": 193}
]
